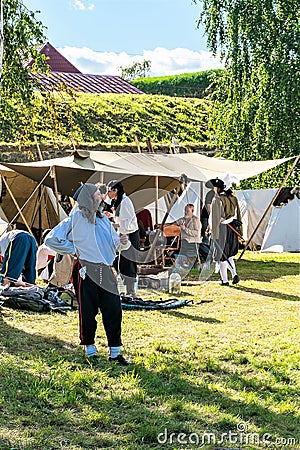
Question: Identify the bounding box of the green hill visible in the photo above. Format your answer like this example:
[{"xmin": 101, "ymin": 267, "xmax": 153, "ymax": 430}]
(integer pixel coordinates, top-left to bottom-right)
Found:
[
  {"xmin": 131, "ymin": 69, "xmax": 223, "ymax": 98},
  {"xmin": 0, "ymin": 92, "xmax": 211, "ymax": 152}
]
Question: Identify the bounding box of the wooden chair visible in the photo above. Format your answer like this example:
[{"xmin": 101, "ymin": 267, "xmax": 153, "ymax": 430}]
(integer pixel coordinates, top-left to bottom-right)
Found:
[{"xmin": 159, "ymin": 224, "xmax": 181, "ymax": 267}]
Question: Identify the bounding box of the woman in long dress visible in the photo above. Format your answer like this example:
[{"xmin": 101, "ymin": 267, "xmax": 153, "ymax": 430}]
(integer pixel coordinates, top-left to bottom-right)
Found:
[{"xmin": 209, "ymin": 178, "xmax": 242, "ymax": 286}]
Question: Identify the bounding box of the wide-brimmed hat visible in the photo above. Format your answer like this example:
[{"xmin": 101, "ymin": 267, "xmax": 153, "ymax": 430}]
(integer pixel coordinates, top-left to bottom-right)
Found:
[{"xmin": 205, "ymin": 178, "xmax": 225, "ymax": 190}]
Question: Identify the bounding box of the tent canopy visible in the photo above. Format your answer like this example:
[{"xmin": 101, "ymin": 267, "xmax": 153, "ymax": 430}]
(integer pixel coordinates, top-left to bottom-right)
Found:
[
  {"xmin": 1, "ymin": 151, "xmax": 294, "ymax": 211},
  {"xmin": 0, "ymin": 164, "xmax": 66, "ymax": 234}
]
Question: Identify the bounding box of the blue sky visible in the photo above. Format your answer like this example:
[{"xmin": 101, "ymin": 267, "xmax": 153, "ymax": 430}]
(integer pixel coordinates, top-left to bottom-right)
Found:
[{"xmin": 23, "ymin": 0, "xmax": 222, "ymax": 77}]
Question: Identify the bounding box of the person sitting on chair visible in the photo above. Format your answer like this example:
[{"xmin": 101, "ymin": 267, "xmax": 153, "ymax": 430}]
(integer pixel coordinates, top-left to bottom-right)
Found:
[{"xmin": 176, "ymin": 204, "xmax": 201, "ymax": 267}]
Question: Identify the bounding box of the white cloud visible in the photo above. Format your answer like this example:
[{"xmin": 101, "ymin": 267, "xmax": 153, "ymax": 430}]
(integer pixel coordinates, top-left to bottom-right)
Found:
[
  {"xmin": 58, "ymin": 46, "xmax": 223, "ymax": 77},
  {"xmin": 72, "ymin": 1, "xmax": 95, "ymax": 11},
  {"xmin": 72, "ymin": 0, "xmax": 85, "ymax": 10}
]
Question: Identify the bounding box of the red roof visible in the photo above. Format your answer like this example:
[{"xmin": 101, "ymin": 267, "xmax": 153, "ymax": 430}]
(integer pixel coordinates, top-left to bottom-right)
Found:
[
  {"xmin": 28, "ymin": 42, "xmax": 81, "ymax": 73},
  {"xmin": 33, "ymin": 72, "xmax": 144, "ymax": 94},
  {"xmin": 29, "ymin": 42, "xmax": 144, "ymax": 95}
]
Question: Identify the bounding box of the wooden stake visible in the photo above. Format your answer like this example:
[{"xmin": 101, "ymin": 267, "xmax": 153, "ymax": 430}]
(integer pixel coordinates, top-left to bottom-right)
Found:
[
  {"xmin": 146, "ymin": 137, "xmax": 154, "ymax": 153},
  {"xmin": 134, "ymin": 135, "xmax": 141, "ymax": 153},
  {"xmin": 34, "ymin": 135, "xmax": 43, "ymax": 161}
]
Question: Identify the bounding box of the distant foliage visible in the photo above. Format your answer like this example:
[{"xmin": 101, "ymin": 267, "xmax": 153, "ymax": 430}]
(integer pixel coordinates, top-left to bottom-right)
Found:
[
  {"xmin": 132, "ymin": 69, "xmax": 223, "ymax": 98},
  {"xmin": 0, "ymin": 92, "xmax": 209, "ymax": 146},
  {"xmin": 120, "ymin": 60, "xmax": 151, "ymax": 81}
]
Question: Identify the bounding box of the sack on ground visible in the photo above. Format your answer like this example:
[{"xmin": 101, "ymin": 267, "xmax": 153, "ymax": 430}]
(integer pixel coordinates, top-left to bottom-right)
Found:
[{"xmin": 0, "ymin": 285, "xmax": 76, "ymax": 313}]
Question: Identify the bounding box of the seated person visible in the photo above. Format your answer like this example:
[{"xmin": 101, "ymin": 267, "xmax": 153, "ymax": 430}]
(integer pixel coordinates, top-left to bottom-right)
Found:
[
  {"xmin": 175, "ymin": 204, "xmax": 201, "ymax": 266},
  {"xmin": 0, "ymin": 228, "xmax": 37, "ymax": 286}
]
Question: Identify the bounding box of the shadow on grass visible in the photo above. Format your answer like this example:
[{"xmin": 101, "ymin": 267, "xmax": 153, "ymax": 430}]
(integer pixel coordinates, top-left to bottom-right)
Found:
[
  {"xmin": 0, "ymin": 308, "xmax": 299, "ymax": 449},
  {"xmin": 0, "ymin": 309, "xmax": 81, "ymax": 363},
  {"xmin": 103, "ymin": 359, "xmax": 300, "ymax": 446},
  {"xmin": 236, "ymin": 259, "xmax": 300, "ymax": 282},
  {"xmin": 162, "ymin": 309, "xmax": 222, "ymax": 323},
  {"xmin": 235, "ymin": 285, "xmax": 299, "ymax": 302}
]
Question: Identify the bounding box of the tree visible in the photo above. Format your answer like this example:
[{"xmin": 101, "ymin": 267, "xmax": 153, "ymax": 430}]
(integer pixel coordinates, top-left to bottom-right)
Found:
[
  {"xmin": 0, "ymin": 1, "xmax": 3, "ymax": 82},
  {"xmin": 1, "ymin": 0, "xmax": 47, "ymax": 104},
  {"xmin": 193, "ymin": 0, "xmax": 300, "ymax": 186},
  {"xmin": 120, "ymin": 59, "xmax": 151, "ymax": 81}
]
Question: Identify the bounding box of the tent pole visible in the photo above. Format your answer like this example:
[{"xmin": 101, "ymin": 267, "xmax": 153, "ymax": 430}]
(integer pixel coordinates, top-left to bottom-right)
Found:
[
  {"xmin": 2, "ymin": 177, "xmax": 34, "ymax": 236},
  {"xmin": 50, "ymin": 166, "xmax": 61, "ymax": 221},
  {"xmin": 146, "ymin": 177, "xmax": 187, "ymax": 264},
  {"xmin": 99, "ymin": 171, "xmax": 104, "ymax": 184},
  {"xmin": 238, "ymin": 155, "xmax": 300, "ymax": 260},
  {"xmin": 200, "ymin": 181, "xmax": 204, "ymax": 217},
  {"xmin": 34, "ymin": 135, "xmax": 44, "ymax": 240},
  {"xmin": 38, "ymin": 185, "xmax": 42, "ymax": 243},
  {"xmin": 155, "ymin": 176, "xmax": 159, "ymax": 226},
  {"xmin": 30, "ymin": 186, "xmax": 46, "ymax": 237},
  {"xmin": 1, "ymin": 169, "xmax": 52, "ymax": 237}
]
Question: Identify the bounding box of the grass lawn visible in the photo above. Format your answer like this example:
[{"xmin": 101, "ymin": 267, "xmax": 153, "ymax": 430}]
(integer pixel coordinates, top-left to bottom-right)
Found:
[{"xmin": 0, "ymin": 252, "xmax": 299, "ymax": 450}]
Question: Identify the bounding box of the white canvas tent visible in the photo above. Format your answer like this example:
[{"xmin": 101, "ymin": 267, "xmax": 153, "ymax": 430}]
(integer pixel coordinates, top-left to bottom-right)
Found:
[
  {"xmin": 145, "ymin": 181, "xmax": 203, "ymax": 222},
  {"xmin": 236, "ymin": 189, "xmax": 300, "ymax": 252},
  {"xmin": 0, "ymin": 212, "xmax": 9, "ymax": 235},
  {"xmin": 146, "ymin": 184, "xmax": 300, "ymax": 253}
]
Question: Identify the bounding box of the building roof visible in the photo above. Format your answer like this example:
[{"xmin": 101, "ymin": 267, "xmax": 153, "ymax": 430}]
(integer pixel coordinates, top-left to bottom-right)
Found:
[
  {"xmin": 29, "ymin": 42, "xmax": 144, "ymax": 94},
  {"xmin": 33, "ymin": 72, "xmax": 144, "ymax": 94},
  {"xmin": 29, "ymin": 42, "xmax": 81, "ymax": 73}
]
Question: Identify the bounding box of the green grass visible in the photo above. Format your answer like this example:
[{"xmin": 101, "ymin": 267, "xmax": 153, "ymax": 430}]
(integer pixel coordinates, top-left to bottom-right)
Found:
[{"xmin": 0, "ymin": 252, "xmax": 299, "ymax": 450}]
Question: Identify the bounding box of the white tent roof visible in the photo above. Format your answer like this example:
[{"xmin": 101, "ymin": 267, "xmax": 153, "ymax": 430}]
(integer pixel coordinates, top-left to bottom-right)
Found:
[{"xmin": 1, "ymin": 152, "xmax": 294, "ymax": 213}]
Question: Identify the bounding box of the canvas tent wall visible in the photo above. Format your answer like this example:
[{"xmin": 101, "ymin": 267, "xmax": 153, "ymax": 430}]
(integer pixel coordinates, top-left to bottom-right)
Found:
[
  {"xmin": 1, "ymin": 152, "xmax": 294, "ymax": 212},
  {"xmin": 145, "ymin": 181, "xmax": 203, "ymax": 223},
  {"xmin": 0, "ymin": 165, "xmax": 66, "ymax": 237},
  {"xmin": 149, "ymin": 185, "xmax": 300, "ymax": 252},
  {"xmin": 236, "ymin": 189, "xmax": 300, "ymax": 252}
]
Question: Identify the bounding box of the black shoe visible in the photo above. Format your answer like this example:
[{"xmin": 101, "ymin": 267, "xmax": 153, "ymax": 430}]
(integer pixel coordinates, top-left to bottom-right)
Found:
[
  {"xmin": 220, "ymin": 281, "xmax": 229, "ymax": 286},
  {"xmin": 109, "ymin": 354, "xmax": 130, "ymax": 366},
  {"xmin": 232, "ymin": 275, "xmax": 240, "ymax": 285}
]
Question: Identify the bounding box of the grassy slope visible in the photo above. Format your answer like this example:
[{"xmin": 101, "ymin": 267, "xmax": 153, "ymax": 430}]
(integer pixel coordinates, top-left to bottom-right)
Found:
[
  {"xmin": 0, "ymin": 252, "xmax": 299, "ymax": 450},
  {"xmin": 1, "ymin": 93, "xmax": 209, "ymax": 147}
]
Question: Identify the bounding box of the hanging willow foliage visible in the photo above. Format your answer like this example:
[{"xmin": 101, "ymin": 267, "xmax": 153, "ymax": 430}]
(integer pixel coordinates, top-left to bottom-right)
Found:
[{"xmin": 193, "ymin": 0, "xmax": 300, "ymax": 186}]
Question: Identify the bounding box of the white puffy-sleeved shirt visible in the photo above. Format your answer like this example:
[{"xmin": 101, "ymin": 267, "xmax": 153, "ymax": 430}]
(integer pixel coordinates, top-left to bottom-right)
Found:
[{"xmin": 114, "ymin": 194, "xmax": 139, "ymax": 235}]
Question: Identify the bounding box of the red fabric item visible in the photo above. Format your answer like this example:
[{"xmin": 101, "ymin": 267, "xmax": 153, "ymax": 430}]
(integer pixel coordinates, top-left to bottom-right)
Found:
[{"xmin": 136, "ymin": 209, "xmax": 153, "ymax": 231}]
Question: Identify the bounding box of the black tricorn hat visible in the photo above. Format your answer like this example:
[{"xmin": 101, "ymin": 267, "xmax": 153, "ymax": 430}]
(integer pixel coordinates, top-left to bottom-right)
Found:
[{"xmin": 205, "ymin": 178, "xmax": 225, "ymax": 190}]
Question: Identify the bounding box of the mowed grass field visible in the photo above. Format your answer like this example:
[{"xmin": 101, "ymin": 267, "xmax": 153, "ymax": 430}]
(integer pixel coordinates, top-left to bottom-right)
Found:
[{"xmin": 0, "ymin": 252, "xmax": 299, "ymax": 450}]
